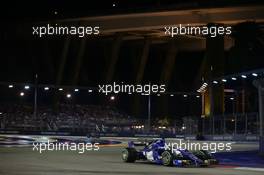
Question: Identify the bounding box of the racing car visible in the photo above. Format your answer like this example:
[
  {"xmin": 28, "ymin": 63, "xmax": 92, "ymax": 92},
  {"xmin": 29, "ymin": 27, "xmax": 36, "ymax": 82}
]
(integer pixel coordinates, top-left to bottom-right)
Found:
[{"xmin": 122, "ymin": 138, "xmax": 218, "ymax": 167}]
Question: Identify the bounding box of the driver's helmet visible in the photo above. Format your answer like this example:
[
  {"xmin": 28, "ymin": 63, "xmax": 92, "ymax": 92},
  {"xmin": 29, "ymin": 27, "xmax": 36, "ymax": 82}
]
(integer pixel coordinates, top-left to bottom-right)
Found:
[{"xmin": 151, "ymin": 139, "xmax": 165, "ymax": 148}]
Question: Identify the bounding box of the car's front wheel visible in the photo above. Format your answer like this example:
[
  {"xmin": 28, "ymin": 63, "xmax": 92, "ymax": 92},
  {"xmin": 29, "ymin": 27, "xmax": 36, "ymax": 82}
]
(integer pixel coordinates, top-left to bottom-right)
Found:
[{"xmin": 161, "ymin": 150, "xmax": 173, "ymax": 166}]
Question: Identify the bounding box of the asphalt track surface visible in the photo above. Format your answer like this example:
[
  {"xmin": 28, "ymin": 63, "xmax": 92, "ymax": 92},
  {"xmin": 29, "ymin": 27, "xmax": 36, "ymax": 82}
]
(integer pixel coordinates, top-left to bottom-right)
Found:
[{"xmin": 0, "ymin": 143, "xmax": 263, "ymax": 175}]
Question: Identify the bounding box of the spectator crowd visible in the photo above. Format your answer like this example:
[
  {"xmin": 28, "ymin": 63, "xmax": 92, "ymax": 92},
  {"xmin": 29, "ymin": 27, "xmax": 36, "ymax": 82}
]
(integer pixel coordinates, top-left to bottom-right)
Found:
[{"xmin": 0, "ymin": 104, "xmax": 140, "ymax": 133}]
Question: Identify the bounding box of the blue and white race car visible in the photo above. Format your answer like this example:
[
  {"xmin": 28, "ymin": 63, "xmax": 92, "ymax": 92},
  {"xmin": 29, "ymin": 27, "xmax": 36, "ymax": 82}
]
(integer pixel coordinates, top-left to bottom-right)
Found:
[{"xmin": 122, "ymin": 138, "xmax": 218, "ymax": 167}]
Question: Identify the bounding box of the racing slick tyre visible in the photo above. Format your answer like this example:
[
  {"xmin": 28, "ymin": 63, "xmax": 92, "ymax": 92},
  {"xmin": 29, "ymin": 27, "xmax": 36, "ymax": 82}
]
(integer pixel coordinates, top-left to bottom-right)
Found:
[
  {"xmin": 122, "ymin": 148, "xmax": 137, "ymax": 163},
  {"xmin": 199, "ymin": 150, "xmax": 219, "ymax": 165},
  {"xmin": 161, "ymin": 150, "xmax": 173, "ymax": 166}
]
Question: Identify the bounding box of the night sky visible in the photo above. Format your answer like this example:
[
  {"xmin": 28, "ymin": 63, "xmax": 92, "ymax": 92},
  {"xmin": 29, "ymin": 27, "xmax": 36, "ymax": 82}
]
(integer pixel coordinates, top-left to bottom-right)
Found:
[
  {"xmin": 0, "ymin": 0, "xmax": 263, "ymax": 118},
  {"xmin": 0, "ymin": 0, "xmax": 263, "ymax": 20}
]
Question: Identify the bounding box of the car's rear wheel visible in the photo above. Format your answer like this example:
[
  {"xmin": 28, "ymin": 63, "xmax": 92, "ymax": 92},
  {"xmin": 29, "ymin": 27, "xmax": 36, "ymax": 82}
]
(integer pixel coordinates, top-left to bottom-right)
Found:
[
  {"xmin": 161, "ymin": 150, "xmax": 173, "ymax": 166},
  {"xmin": 122, "ymin": 148, "xmax": 137, "ymax": 163},
  {"xmin": 200, "ymin": 150, "xmax": 219, "ymax": 164}
]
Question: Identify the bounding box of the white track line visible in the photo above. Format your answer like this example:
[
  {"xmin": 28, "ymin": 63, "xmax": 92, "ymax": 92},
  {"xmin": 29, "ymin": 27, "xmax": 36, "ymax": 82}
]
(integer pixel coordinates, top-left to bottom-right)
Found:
[{"xmin": 235, "ymin": 167, "xmax": 264, "ymax": 172}]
